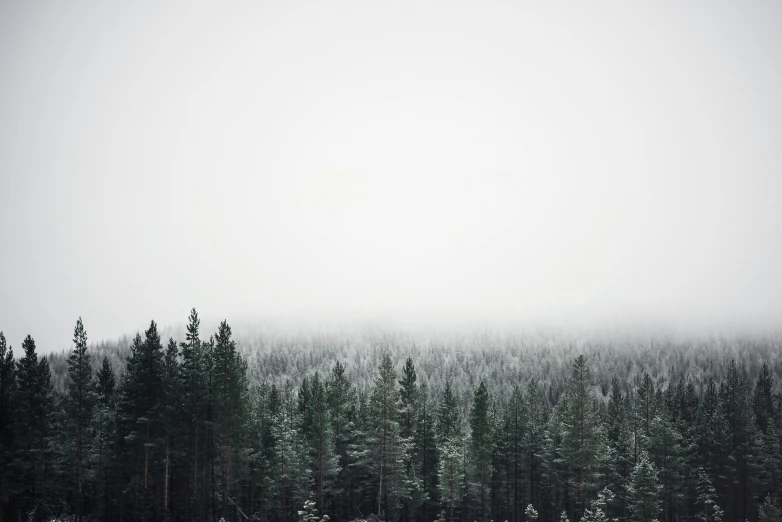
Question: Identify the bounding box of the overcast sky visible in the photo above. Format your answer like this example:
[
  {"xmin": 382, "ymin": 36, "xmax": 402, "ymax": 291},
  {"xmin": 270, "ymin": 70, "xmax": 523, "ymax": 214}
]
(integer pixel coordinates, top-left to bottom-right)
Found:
[{"xmin": 1, "ymin": 1, "xmax": 781, "ymax": 352}]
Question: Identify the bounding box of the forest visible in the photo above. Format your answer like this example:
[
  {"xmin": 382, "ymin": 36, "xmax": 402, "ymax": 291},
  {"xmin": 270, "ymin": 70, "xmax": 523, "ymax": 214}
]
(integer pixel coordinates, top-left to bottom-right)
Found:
[{"xmin": 0, "ymin": 309, "xmax": 781, "ymax": 522}]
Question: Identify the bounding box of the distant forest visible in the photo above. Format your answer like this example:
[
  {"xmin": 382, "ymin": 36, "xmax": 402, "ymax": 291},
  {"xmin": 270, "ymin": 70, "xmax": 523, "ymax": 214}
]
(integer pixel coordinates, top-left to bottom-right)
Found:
[{"xmin": 1, "ymin": 309, "xmax": 781, "ymax": 522}]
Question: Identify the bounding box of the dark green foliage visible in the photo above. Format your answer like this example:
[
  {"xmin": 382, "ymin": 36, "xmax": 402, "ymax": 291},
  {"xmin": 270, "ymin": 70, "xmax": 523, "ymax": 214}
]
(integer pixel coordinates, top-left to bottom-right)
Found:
[
  {"xmin": 628, "ymin": 451, "xmax": 661, "ymax": 522},
  {"xmin": 64, "ymin": 317, "xmax": 95, "ymax": 521},
  {"xmin": 0, "ymin": 332, "xmax": 16, "ymax": 519},
  {"xmin": 469, "ymin": 381, "xmax": 491, "ymax": 521},
  {"xmin": 1, "ymin": 317, "xmax": 782, "ymax": 522}
]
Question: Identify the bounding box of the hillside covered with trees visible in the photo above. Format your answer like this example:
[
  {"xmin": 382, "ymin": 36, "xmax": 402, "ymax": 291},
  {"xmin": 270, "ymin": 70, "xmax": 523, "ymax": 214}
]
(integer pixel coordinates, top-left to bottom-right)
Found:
[{"xmin": 1, "ymin": 309, "xmax": 781, "ymax": 522}]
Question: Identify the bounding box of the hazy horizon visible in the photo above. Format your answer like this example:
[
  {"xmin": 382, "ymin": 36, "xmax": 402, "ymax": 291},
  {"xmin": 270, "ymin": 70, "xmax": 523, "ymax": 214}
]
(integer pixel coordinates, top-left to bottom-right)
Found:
[{"xmin": 2, "ymin": 1, "xmax": 781, "ymax": 353}]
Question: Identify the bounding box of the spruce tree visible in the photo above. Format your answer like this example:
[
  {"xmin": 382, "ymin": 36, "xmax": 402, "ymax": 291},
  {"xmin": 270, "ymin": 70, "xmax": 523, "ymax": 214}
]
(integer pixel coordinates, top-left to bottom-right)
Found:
[
  {"xmin": 523, "ymin": 379, "xmax": 547, "ymax": 519},
  {"xmin": 437, "ymin": 381, "xmax": 460, "ymax": 442},
  {"xmin": 648, "ymin": 413, "xmax": 685, "ymax": 521},
  {"xmin": 627, "ymin": 451, "xmax": 661, "ymax": 522},
  {"xmin": 605, "ymin": 379, "xmax": 631, "ymax": 520},
  {"xmin": 212, "ymin": 320, "xmax": 250, "ymax": 518},
  {"xmin": 65, "ymin": 317, "xmax": 95, "ymax": 521},
  {"xmin": 14, "ymin": 335, "xmax": 55, "ymax": 521},
  {"xmin": 326, "ymin": 361, "xmax": 355, "ymax": 521},
  {"xmin": 160, "ymin": 337, "xmax": 180, "ymax": 517},
  {"xmin": 695, "ymin": 467, "xmax": 723, "ymax": 522},
  {"xmin": 0, "ymin": 332, "xmax": 15, "ymax": 520},
  {"xmin": 367, "ymin": 353, "xmax": 408, "ymax": 520},
  {"xmin": 437, "ymin": 435, "xmax": 465, "ymax": 522},
  {"xmin": 469, "ymin": 381, "xmax": 492, "ymax": 522},
  {"xmin": 720, "ymin": 360, "xmax": 758, "ymax": 521},
  {"xmin": 759, "ymin": 494, "xmax": 781, "ymax": 522},
  {"xmin": 414, "ymin": 382, "xmax": 439, "ymax": 522},
  {"xmin": 117, "ymin": 322, "xmax": 164, "ymax": 519},
  {"xmin": 179, "ymin": 308, "xmax": 207, "ymax": 518},
  {"xmin": 93, "ymin": 357, "xmax": 116, "ymax": 522},
  {"xmin": 561, "ymin": 356, "xmax": 601, "ymax": 518},
  {"xmin": 308, "ymin": 372, "xmax": 340, "ymax": 514}
]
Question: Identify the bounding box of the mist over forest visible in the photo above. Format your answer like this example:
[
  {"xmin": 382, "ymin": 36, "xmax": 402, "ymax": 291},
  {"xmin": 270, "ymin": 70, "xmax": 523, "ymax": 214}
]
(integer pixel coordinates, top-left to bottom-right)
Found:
[
  {"xmin": 2, "ymin": 312, "xmax": 782, "ymax": 522},
  {"xmin": 3, "ymin": 1, "xmax": 782, "ymax": 522}
]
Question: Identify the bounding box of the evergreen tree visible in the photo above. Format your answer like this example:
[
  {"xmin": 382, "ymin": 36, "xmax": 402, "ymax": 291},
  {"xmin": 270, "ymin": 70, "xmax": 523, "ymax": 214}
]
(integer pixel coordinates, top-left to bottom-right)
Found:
[
  {"xmin": 65, "ymin": 317, "xmax": 95, "ymax": 521},
  {"xmin": 754, "ymin": 364, "xmax": 775, "ymax": 433},
  {"xmin": 719, "ymin": 360, "xmax": 758, "ymax": 521},
  {"xmin": 647, "ymin": 413, "xmax": 685, "ymax": 521},
  {"xmin": 399, "ymin": 358, "xmax": 417, "ymax": 441},
  {"xmin": 627, "ymin": 451, "xmax": 661, "ymax": 522},
  {"xmin": 437, "ymin": 435, "xmax": 464, "ymax": 522},
  {"xmin": 368, "ymin": 353, "xmax": 408, "ymax": 521},
  {"xmin": 326, "ymin": 361, "xmax": 355, "ymax": 521},
  {"xmin": 308, "ymin": 372, "xmax": 340, "ymax": 515},
  {"xmin": 561, "ymin": 356, "xmax": 601, "ymax": 518},
  {"xmin": 0, "ymin": 332, "xmax": 15, "ymax": 521},
  {"xmin": 605, "ymin": 379, "xmax": 631, "ymax": 520},
  {"xmin": 212, "ymin": 320, "xmax": 250, "ymax": 519},
  {"xmin": 437, "ymin": 381, "xmax": 460, "ymax": 442},
  {"xmin": 93, "ymin": 357, "xmax": 117, "ymax": 522},
  {"xmin": 523, "ymin": 379, "xmax": 547, "ymax": 520},
  {"xmin": 271, "ymin": 380, "xmax": 311, "ymax": 521},
  {"xmin": 469, "ymin": 381, "xmax": 492, "ymax": 522},
  {"xmin": 414, "ymin": 382, "xmax": 439, "ymax": 522},
  {"xmin": 117, "ymin": 322, "xmax": 164, "ymax": 520},
  {"xmin": 13, "ymin": 335, "xmax": 55, "ymax": 521},
  {"xmin": 581, "ymin": 487, "xmax": 614, "ymax": 522},
  {"xmin": 759, "ymin": 495, "xmax": 781, "ymax": 522},
  {"xmin": 160, "ymin": 337, "xmax": 180, "ymax": 517},
  {"xmin": 695, "ymin": 467, "xmax": 723, "ymax": 522},
  {"xmin": 397, "ymin": 357, "xmax": 420, "ymax": 522},
  {"xmin": 179, "ymin": 308, "xmax": 207, "ymax": 519},
  {"xmin": 635, "ymin": 374, "xmax": 656, "ymax": 453}
]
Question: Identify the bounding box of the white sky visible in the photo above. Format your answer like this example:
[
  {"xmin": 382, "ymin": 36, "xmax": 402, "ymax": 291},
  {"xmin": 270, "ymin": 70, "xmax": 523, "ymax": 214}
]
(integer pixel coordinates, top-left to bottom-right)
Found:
[{"xmin": 1, "ymin": 1, "xmax": 781, "ymax": 352}]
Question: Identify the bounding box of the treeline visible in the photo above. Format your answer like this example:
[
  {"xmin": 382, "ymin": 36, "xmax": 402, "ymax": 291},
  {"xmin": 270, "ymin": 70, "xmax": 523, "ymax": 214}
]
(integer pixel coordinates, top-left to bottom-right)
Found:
[{"xmin": 0, "ymin": 310, "xmax": 781, "ymax": 522}]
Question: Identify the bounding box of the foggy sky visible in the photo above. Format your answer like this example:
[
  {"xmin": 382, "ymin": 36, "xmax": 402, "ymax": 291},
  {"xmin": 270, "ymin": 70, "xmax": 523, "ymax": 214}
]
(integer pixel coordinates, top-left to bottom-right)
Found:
[{"xmin": 1, "ymin": 1, "xmax": 781, "ymax": 352}]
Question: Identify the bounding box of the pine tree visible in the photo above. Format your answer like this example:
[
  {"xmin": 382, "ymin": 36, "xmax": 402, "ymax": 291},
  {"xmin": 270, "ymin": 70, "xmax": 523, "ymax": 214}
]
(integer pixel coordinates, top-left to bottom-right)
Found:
[
  {"xmin": 469, "ymin": 381, "xmax": 492, "ymax": 522},
  {"xmin": 691, "ymin": 378, "xmax": 728, "ymax": 507},
  {"xmin": 561, "ymin": 356, "xmax": 601, "ymax": 518},
  {"xmin": 647, "ymin": 413, "xmax": 685, "ymax": 521},
  {"xmin": 179, "ymin": 308, "xmax": 207, "ymax": 519},
  {"xmin": 160, "ymin": 337, "xmax": 180, "ymax": 517},
  {"xmin": 117, "ymin": 322, "xmax": 164, "ymax": 519},
  {"xmin": 581, "ymin": 487, "xmax": 614, "ymax": 522},
  {"xmin": 635, "ymin": 374, "xmax": 657, "ymax": 454},
  {"xmin": 695, "ymin": 467, "xmax": 723, "ymax": 522},
  {"xmin": 93, "ymin": 357, "xmax": 117, "ymax": 522},
  {"xmin": 438, "ymin": 435, "xmax": 464, "ymax": 522},
  {"xmin": 627, "ymin": 451, "xmax": 661, "ymax": 522},
  {"xmin": 298, "ymin": 499, "xmax": 330, "ymax": 522},
  {"xmin": 13, "ymin": 335, "xmax": 55, "ymax": 521},
  {"xmin": 399, "ymin": 358, "xmax": 418, "ymax": 441},
  {"xmin": 65, "ymin": 317, "xmax": 95, "ymax": 521},
  {"xmin": 437, "ymin": 381, "xmax": 460, "ymax": 442},
  {"xmin": 368, "ymin": 353, "xmax": 407, "ymax": 521},
  {"xmin": 0, "ymin": 332, "xmax": 15, "ymax": 520},
  {"xmin": 754, "ymin": 364, "xmax": 775, "ymax": 433},
  {"xmin": 758, "ymin": 494, "xmax": 781, "ymax": 522},
  {"xmin": 605, "ymin": 379, "xmax": 631, "ymax": 520},
  {"xmin": 271, "ymin": 380, "xmax": 311, "ymax": 521},
  {"xmin": 326, "ymin": 361, "xmax": 355, "ymax": 521},
  {"xmin": 414, "ymin": 382, "xmax": 439, "ymax": 522},
  {"xmin": 755, "ymin": 364, "xmax": 780, "ymax": 501},
  {"xmin": 720, "ymin": 360, "xmax": 758, "ymax": 521},
  {"xmin": 308, "ymin": 372, "xmax": 340, "ymax": 515},
  {"xmin": 523, "ymin": 379, "xmax": 547, "ymax": 520},
  {"xmin": 212, "ymin": 320, "xmax": 250, "ymax": 518}
]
